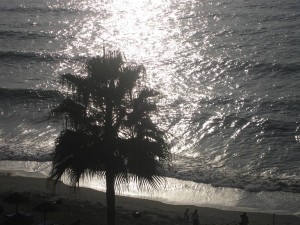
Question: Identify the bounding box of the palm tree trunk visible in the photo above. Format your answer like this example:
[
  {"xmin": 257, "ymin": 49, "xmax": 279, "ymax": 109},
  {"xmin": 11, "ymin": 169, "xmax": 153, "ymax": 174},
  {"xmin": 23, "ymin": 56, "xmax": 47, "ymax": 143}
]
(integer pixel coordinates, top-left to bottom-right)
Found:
[{"xmin": 106, "ymin": 172, "xmax": 115, "ymax": 225}]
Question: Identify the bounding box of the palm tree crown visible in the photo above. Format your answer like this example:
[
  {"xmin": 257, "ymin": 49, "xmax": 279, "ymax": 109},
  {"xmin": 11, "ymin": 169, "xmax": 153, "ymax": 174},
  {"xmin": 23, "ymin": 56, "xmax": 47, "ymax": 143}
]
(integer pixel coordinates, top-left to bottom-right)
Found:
[{"xmin": 49, "ymin": 51, "xmax": 170, "ymax": 225}]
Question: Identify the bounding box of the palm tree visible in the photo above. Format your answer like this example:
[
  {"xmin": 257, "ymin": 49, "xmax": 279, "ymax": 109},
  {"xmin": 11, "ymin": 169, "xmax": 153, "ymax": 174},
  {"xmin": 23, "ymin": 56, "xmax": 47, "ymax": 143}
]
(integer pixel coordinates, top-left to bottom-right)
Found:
[{"xmin": 48, "ymin": 51, "xmax": 170, "ymax": 225}]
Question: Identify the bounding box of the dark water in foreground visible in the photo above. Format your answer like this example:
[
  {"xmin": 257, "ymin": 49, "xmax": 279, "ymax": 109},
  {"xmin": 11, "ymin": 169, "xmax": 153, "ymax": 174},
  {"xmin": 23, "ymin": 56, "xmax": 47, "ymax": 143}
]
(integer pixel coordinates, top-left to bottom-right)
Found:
[{"xmin": 0, "ymin": 0, "xmax": 299, "ymax": 215}]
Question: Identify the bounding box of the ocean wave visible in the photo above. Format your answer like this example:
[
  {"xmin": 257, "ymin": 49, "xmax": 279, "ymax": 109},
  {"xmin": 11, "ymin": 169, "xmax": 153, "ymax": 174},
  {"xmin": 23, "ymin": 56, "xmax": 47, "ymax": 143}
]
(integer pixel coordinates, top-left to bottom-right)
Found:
[
  {"xmin": 0, "ymin": 148, "xmax": 52, "ymax": 162},
  {"xmin": 0, "ymin": 5, "xmax": 106, "ymax": 16},
  {"xmin": 0, "ymin": 87, "xmax": 62, "ymax": 101},
  {"xmin": 0, "ymin": 6, "xmax": 81, "ymax": 14},
  {"xmin": 249, "ymin": 62, "xmax": 300, "ymax": 76},
  {"xmin": 0, "ymin": 51, "xmax": 62, "ymax": 62},
  {"xmin": 0, "ymin": 50, "xmax": 87, "ymax": 62},
  {"xmin": 0, "ymin": 88, "xmax": 62, "ymax": 126},
  {"xmin": 0, "ymin": 88, "xmax": 61, "ymax": 162},
  {"xmin": 169, "ymin": 157, "xmax": 300, "ymax": 194},
  {"xmin": 0, "ymin": 30, "xmax": 55, "ymax": 40},
  {"xmin": 258, "ymin": 98, "xmax": 300, "ymax": 116}
]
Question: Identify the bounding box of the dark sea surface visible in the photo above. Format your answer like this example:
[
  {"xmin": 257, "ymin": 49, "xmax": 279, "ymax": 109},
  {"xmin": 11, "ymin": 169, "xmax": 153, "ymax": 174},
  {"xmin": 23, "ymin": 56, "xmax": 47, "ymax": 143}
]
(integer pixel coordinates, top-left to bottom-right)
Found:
[{"xmin": 0, "ymin": 0, "xmax": 299, "ymax": 215}]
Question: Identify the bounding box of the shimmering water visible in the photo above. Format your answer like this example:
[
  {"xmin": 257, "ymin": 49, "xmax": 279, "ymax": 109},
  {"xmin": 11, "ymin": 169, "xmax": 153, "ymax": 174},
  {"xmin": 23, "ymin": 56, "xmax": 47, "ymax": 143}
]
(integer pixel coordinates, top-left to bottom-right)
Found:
[{"xmin": 0, "ymin": 0, "xmax": 300, "ymax": 215}]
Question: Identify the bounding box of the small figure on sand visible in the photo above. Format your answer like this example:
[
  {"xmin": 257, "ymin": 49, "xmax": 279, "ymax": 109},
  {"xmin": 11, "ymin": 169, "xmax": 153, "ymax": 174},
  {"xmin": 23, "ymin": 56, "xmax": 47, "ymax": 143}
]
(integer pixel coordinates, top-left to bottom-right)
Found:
[
  {"xmin": 240, "ymin": 212, "xmax": 249, "ymax": 225},
  {"xmin": 192, "ymin": 209, "xmax": 200, "ymax": 225},
  {"xmin": 183, "ymin": 208, "xmax": 190, "ymax": 224}
]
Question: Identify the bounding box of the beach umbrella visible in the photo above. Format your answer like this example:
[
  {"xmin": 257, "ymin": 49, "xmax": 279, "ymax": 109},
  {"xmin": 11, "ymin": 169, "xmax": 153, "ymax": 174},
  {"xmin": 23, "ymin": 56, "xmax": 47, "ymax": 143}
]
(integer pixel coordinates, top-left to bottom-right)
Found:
[
  {"xmin": 4, "ymin": 192, "xmax": 28, "ymax": 213},
  {"xmin": 34, "ymin": 201, "xmax": 57, "ymax": 225}
]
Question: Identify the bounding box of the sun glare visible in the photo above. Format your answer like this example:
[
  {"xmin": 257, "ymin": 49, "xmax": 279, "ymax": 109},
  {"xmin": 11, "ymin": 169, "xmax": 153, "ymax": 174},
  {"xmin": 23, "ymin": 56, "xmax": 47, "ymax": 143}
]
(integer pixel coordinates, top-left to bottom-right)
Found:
[
  {"xmin": 55, "ymin": 0, "xmax": 209, "ymax": 155},
  {"xmin": 61, "ymin": 0, "xmax": 178, "ymax": 86}
]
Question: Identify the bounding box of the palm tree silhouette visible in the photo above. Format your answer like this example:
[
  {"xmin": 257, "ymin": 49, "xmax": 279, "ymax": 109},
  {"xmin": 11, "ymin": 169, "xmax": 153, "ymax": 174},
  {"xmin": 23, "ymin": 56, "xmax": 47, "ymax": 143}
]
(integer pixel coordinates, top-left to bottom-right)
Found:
[{"xmin": 49, "ymin": 51, "xmax": 170, "ymax": 225}]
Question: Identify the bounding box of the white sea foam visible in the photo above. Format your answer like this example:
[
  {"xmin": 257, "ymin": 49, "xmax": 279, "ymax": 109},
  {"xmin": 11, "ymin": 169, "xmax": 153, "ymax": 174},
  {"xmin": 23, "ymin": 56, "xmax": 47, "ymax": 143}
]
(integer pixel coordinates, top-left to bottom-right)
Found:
[{"xmin": 1, "ymin": 160, "xmax": 299, "ymax": 216}]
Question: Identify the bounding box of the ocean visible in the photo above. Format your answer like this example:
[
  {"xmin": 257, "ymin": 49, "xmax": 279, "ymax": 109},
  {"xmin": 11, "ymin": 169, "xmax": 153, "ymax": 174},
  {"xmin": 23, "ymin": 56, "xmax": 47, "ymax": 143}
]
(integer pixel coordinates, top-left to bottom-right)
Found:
[{"xmin": 0, "ymin": 0, "xmax": 299, "ymax": 216}]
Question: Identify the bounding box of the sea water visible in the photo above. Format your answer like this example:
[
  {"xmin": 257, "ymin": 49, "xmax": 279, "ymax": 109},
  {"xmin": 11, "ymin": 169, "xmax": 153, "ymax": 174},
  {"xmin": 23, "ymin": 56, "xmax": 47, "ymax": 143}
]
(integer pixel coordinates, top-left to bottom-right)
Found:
[{"xmin": 0, "ymin": 0, "xmax": 299, "ymax": 215}]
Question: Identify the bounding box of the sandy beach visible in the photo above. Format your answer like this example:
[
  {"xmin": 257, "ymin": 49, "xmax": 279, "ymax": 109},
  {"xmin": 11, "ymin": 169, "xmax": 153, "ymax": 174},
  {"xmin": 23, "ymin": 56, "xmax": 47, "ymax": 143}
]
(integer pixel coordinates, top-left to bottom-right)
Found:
[{"xmin": 0, "ymin": 172, "xmax": 299, "ymax": 225}]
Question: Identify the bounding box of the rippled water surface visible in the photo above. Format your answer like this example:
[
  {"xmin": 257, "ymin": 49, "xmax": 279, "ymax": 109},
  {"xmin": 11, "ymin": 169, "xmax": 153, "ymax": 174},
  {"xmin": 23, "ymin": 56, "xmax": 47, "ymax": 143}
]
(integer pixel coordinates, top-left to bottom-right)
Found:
[{"xmin": 0, "ymin": 0, "xmax": 300, "ymax": 213}]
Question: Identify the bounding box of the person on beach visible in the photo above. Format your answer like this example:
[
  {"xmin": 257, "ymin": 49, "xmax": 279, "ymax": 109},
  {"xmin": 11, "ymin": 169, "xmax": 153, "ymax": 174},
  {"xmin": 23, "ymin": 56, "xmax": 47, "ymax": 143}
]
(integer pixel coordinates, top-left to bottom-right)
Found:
[
  {"xmin": 240, "ymin": 212, "xmax": 249, "ymax": 225},
  {"xmin": 183, "ymin": 208, "xmax": 190, "ymax": 224},
  {"xmin": 192, "ymin": 209, "xmax": 200, "ymax": 225}
]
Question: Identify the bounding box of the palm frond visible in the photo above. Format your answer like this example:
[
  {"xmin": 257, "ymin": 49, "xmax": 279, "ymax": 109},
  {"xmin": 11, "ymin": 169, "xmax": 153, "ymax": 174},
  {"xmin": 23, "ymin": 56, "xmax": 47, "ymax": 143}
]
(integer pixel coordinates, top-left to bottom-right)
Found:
[
  {"xmin": 115, "ymin": 137, "xmax": 169, "ymax": 190},
  {"xmin": 129, "ymin": 174, "xmax": 165, "ymax": 191},
  {"xmin": 61, "ymin": 74, "xmax": 91, "ymax": 106},
  {"xmin": 49, "ymin": 50, "xmax": 171, "ymax": 199},
  {"xmin": 48, "ymin": 129, "xmax": 102, "ymax": 188},
  {"xmin": 61, "ymin": 73, "xmax": 86, "ymax": 87},
  {"xmin": 86, "ymin": 52, "xmax": 123, "ymax": 83},
  {"xmin": 51, "ymin": 98, "xmax": 87, "ymax": 129},
  {"xmin": 119, "ymin": 65, "xmax": 142, "ymax": 93},
  {"xmin": 114, "ymin": 172, "xmax": 129, "ymax": 191}
]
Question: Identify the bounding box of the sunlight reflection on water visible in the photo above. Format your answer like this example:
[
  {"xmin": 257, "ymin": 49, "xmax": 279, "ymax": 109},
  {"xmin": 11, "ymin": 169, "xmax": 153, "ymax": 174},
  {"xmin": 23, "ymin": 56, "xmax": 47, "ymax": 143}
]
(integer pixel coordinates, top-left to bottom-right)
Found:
[
  {"xmin": 45, "ymin": 0, "xmax": 300, "ymax": 184},
  {"xmin": 53, "ymin": 0, "xmax": 200, "ymax": 156},
  {"xmin": 1, "ymin": 0, "xmax": 297, "ymax": 200}
]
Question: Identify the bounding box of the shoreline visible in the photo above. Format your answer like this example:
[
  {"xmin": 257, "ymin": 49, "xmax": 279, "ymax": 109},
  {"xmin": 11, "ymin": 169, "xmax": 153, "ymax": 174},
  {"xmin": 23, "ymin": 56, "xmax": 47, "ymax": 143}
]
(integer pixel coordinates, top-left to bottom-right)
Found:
[
  {"xmin": 1, "ymin": 161, "xmax": 300, "ymax": 217},
  {"xmin": 1, "ymin": 164, "xmax": 300, "ymax": 217},
  {"xmin": 0, "ymin": 172, "xmax": 300, "ymax": 225}
]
